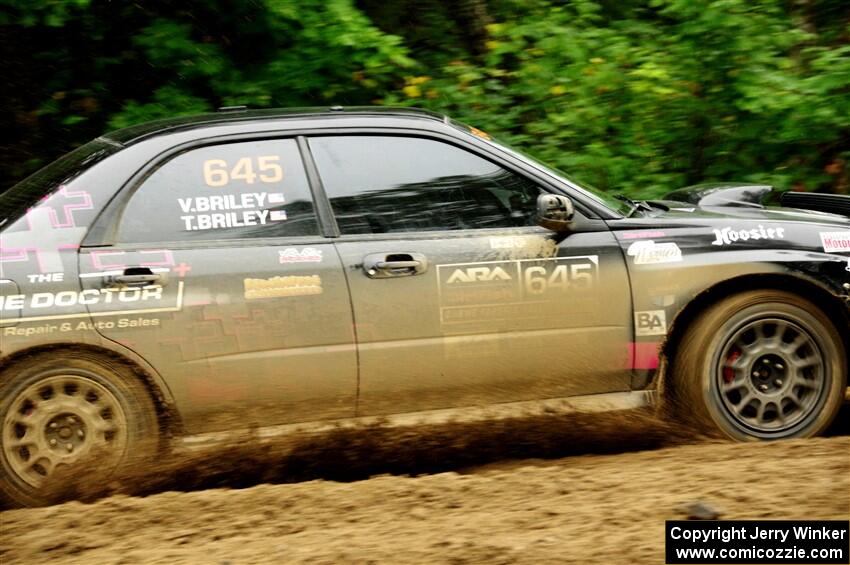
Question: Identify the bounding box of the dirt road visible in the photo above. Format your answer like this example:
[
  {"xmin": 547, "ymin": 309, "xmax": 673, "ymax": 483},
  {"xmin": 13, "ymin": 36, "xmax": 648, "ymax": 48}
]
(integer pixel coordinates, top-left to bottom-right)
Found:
[{"xmin": 1, "ymin": 410, "xmax": 848, "ymax": 564}]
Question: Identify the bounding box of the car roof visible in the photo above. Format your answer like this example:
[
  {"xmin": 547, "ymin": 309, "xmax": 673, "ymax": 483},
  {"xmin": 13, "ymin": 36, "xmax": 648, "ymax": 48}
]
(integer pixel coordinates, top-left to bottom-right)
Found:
[{"xmin": 102, "ymin": 106, "xmax": 448, "ymax": 146}]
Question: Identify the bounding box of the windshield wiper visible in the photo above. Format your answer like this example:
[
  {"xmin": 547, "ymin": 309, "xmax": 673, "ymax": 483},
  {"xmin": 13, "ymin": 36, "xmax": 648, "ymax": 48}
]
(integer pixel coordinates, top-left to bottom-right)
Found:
[
  {"xmin": 614, "ymin": 195, "xmax": 668, "ymax": 217},
  {"xmin": 614, "ymin": 194, "xmax": 644, "ymax": 217}
]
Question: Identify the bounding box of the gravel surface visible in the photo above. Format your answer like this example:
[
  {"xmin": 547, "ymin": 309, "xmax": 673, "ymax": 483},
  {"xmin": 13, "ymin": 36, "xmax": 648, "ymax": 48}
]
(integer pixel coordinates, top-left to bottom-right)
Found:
[{"xmin": 2, "ymin": 429, "xmax": 847, "ymax": 564}]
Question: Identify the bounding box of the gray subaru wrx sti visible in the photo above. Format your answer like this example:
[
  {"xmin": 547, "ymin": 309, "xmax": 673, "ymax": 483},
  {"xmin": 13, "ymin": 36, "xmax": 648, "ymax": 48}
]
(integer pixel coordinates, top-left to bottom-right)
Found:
[{"xmin": 1, "ymin": 107, "xmax": 848, "ymax": 506}]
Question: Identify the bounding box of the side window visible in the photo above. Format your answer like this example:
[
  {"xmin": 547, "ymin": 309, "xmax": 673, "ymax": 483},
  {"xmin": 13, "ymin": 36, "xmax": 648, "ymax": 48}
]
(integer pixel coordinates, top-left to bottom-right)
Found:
[
  {"xmin": 308, "ymin": 136, "xmax": 543, "ymax": 234},
  {"xmin": 117, "ymin": 139, "xmax": 319, "ymax": 243}
]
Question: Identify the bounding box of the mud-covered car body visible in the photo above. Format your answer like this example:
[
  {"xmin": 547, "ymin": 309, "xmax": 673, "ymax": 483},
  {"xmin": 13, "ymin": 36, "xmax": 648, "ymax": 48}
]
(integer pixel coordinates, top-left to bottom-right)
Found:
[{"xmin": 1, "ymin": 107, "xmax": 849, "ymax": 444}]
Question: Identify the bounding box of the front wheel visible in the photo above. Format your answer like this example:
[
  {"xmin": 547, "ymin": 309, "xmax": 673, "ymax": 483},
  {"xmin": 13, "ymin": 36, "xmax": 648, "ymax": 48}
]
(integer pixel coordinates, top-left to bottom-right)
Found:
[
  {"xmin": 0, "ymin": 352, "xmax": 160, "ymax": 506},
  {"xmin": 670, "ymin": 290, "xmax": 847, "ymax": 440}
]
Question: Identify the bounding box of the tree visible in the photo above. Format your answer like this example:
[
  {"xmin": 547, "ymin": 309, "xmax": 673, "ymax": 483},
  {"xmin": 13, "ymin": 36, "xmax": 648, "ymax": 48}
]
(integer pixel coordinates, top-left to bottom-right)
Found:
[{"xmin": 2, "ymin": 0, "xmax": 848, "ymax": 197}]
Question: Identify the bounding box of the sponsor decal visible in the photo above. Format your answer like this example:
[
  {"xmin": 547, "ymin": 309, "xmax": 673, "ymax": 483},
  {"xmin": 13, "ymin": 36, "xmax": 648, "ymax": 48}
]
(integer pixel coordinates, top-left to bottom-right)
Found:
[
  {"xmin": 3, "ymin": 317, "xmax": 161, "ymax": 337},
  {"xmin": 620, "ymin": 230, "xmax": 667, "ymax": 240},
  {"xmin": 0, "ymin": 282, "xmax": 184, "ymax": 325},
  {"xmin": 820, "ymin": 231, "xmax": 850, "ymax": 253},
  {"xmin": 635, "ymin": 310, "xmax": 667, "ymax": 337},
  {"xmin": 26, "ymin": 273, "xmax": 64, "ymax": 283},
  {"xmin": 1, "ymin": 286, "xmax": 164, "ymax": 311},
  {"xmin": 446, "ymin": 266, "xmax": 512, "ymax": 284},
  {"xmin": 279, "ymin": 247, "xmax": 323, "ymax": 264},
  {"xmin": 711, "ymin": 225, "xmax": 785, "ymax": 246},
  {"xmin": 489, "ymin": 236, "xmax": 526, "ymax": 250},
  {"xmin": 627, "ymin": 240, "xmax": 682, "ymax": 265},
  {"xmin": 437, "ymin": 256, "xmax": 598, "ymax": 324},
  {"xmin": 177, "ymin": 192, "xmax": 287, "ymax": 231},
  {"xmin": 243, "ymin": 275, "xmax": 322, "ymax": 299}
]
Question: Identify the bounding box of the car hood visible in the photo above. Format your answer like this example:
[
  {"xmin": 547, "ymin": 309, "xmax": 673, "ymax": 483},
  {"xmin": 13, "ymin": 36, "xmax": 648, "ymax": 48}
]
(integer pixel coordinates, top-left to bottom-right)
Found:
[
  {"xmin": 657, "ymin": 183, "xmax": 850, "ymax": 228},
  {"xmin": 664, "ymin": 183, "xmax": 774, "ymax": 208}
]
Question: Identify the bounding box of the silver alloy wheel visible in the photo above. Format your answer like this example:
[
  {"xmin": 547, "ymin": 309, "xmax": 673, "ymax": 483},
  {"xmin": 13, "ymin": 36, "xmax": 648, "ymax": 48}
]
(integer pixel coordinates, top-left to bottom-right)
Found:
[
  {"xmin": 716, "ymin": 317, "xmax": 825, "ymax": 434},
  {"xmin": 2, "ymin": 375, "xmax": 128, "ymax": 488}
]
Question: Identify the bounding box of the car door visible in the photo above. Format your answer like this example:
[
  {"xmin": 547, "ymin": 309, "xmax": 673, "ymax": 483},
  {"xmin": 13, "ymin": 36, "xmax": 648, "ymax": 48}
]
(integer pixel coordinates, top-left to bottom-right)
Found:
[
  {"xmin": 78, "ymin": 138, "xmax": 357, "ymax": 433},
  {"xmin": 307, "ymin": 134, "xmax": 632, "ymax": 416}
]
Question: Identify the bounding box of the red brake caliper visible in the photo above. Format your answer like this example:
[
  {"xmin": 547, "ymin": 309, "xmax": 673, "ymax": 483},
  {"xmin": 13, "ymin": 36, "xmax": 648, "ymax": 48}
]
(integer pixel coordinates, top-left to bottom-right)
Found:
[{"xmin": 724, "ymin": 349, "xmax": 741, "ymax": 383}]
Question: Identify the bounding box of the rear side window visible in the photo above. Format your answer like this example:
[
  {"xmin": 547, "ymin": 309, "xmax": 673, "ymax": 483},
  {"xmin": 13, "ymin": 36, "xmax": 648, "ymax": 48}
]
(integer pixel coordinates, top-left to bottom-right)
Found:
[
  {"xmin": 0, "ymin": 140, "xmax": 116, "ymax": 229},
  {"xmin": 117, "ymin": 139, "xmax": 319, "ymax": 243},
  {"xmin": 308, "ymin": 136, "xmax": 543, "ymax": 234}
]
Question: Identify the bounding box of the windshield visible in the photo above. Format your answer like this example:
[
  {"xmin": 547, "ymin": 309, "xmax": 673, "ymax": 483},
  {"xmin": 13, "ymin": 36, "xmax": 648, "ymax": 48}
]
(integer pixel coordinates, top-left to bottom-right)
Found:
[
  {"xmin": 0, "ymin": 139, "xmax": 118, "ymax": 229},
  {"xmin": 449, "ymin": 119, "xmax": 631, "ymax": 216}
]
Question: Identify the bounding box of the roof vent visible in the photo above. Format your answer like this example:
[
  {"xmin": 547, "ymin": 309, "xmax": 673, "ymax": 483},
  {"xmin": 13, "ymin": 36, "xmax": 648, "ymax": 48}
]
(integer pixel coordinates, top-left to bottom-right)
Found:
[{"xmin": 217, "ymin": 105, "xmax": 248, "ymax": 113}]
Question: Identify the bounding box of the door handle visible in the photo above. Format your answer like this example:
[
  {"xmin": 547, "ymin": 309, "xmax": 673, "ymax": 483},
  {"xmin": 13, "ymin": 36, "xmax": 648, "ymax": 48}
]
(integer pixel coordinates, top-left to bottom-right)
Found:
[
  {"xmin": 104, "ymin": 267, "xmax": 165, "ymax": 288},
  {"xmin": 375, "ymin": 260, "xmax": 421, "ymax": 269},
  {"xmin": 363, "ymin": 253, "xmax": 428, "ymax": 278}
]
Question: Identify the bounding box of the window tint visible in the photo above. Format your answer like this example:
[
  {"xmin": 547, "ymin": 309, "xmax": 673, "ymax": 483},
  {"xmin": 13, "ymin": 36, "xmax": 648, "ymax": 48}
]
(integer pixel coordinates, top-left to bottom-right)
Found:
[
  {"xmin": 117, "ymin": 139, "xmax": 318, "ymax": 243},
  {"xmin": 309, "ymin": 136, "xmax": 543, "ymax": 234}
]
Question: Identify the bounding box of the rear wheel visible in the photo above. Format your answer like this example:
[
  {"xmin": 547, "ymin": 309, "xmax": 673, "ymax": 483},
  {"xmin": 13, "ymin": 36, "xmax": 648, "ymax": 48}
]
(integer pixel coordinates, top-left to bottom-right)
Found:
[
  {"xmin": 670, "ymin": 290, "xmax": 846, "ymax": 440},
  {"xmin": 0, "ymin": 352, "xmax": 160, "ymax": 506}
]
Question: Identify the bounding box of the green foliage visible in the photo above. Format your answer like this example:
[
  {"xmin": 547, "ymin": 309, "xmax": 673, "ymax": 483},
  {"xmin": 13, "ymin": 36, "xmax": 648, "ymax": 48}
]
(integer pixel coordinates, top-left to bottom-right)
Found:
[
  {"xmin": 386, "ymin": 0, "xmax": 850, "ymax": 197},
  {"xmin": 2, "ymin": 0, "xmax": 849, "ymax": 197}
]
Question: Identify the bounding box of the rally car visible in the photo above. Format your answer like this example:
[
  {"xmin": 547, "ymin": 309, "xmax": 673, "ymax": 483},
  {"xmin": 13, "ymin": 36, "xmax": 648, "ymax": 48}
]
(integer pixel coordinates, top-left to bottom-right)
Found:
[{"xmin": 1, "ymin": 107, "xmax": 848, "ymax": 506}]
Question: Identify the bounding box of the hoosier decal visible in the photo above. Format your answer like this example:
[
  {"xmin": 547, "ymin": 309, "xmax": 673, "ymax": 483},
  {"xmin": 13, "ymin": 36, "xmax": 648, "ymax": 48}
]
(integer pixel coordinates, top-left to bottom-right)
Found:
[{"xmin": 711, "ymin": 225, "xmax": 785, "ymax": 246}]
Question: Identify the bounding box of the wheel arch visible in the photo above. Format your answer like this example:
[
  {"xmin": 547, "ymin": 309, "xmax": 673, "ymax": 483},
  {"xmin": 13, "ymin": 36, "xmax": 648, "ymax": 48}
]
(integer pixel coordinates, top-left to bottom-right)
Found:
[
  {"xmin": 0, "ymin": 343, "xmax": 182, "ymax": 439},
  {"xmin": 659, "ymin": 273, "xmax": 850, "ymax": 396}
]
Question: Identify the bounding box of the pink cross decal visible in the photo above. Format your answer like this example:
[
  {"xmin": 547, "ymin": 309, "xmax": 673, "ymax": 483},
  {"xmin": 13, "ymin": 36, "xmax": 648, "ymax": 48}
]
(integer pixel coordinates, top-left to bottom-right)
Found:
[
  {"xmin": 41, "ymin": 186, "xmax": 94, "ymax": 228},
  {"xmin": 0, "ymin": 186, "xmax": 94, "ymax": 274}
]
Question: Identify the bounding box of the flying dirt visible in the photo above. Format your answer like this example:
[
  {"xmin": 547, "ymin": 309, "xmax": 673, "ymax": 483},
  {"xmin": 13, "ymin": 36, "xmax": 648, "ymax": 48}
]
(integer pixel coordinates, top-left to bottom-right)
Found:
[{"xmin": 1, "ymin": 407, "xmax": 847, "ymax": 564}]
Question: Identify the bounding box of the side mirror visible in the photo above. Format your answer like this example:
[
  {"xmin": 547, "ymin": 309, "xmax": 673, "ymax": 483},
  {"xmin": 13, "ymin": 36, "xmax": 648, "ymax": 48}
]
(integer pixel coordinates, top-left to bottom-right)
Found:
[{"xmin": 536, "ymin": 194, "xmax": 575, "ymax": 231}]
